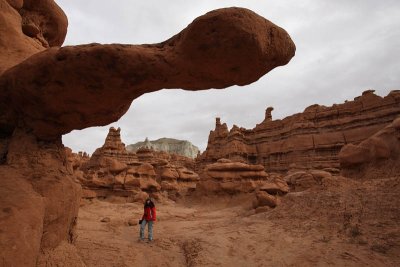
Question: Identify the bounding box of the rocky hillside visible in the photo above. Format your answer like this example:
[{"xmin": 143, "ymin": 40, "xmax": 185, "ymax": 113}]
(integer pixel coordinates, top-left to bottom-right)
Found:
[{"xmin": 127, "ymin": 138, "xmax": 200, "ymax": 159}]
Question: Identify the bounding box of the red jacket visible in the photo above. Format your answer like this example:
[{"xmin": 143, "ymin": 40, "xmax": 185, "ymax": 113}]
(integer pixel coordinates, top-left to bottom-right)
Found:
[{"xmin": 142, "ymin": 206, "xmax": 156, "ymax": 221}]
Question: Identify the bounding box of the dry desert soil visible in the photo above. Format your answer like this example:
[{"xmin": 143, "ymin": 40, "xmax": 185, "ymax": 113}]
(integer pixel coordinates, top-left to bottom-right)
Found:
[{"xmin": 76, "ymin": 177, "xmax": 400, "ymax": 267}]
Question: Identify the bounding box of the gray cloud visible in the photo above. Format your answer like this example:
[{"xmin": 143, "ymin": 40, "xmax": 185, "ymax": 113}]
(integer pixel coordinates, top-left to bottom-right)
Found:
[{"xmin": 58, "ymin": 0, "xmax": 400, "ymax": 154}]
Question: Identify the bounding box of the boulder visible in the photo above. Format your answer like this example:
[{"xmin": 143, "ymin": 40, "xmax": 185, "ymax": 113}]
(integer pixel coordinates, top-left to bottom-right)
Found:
[
  {"xmin": 197, "ymin": 160, "xmax": 270, "ymax": 194},
  {"xmin": 259, "ymin": 181, "xmax": 289, "ymax": 195},
  {"xmin": 253, "ymin": 191, "xmax": 278, "ymax": 209}
]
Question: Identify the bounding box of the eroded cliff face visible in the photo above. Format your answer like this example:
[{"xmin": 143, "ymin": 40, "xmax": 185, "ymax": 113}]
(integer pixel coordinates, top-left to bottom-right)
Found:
[
  {"xmin": 339, "ymin": 117, "xmax": 400, "ymax": 178},
  {"xmin": 0, "ymin": 129, "xmax": 81, "ymax": 267},
  {"xmin": 197, "ymin": 90, "xmax": 400, "ymax": 173},
  {"xmin": 73, "ymin": 127, "xmax": 200, "ymax": 202},
  {"xmin": 127, "ymin": 137, "xmax": 200, "ymax": 159}
]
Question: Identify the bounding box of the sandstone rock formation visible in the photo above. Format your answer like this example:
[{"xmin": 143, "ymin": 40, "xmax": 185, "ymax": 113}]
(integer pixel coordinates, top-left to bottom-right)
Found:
[
  {"xmin": 197, "ymin": 90, "xmax": 400, "ymax": 173},
  {"xmin": 89, "ymin": 127, "xmax": 138, "ymax": 166},
  {"xmin": 0, "ymin": 0, "xmax": 67, "ymax": 74},
  {"xmin": 253, "ymin": 191, "xmax": 279, "ymax": 210},
  {"xmin": 283, "ymin": 169, "xmax": 332, "ymax": 192},
  {"xmin": 75, "ymin": 127, "xmax": 200, "ymax": 201},
  {"xmin": 65, "ymin": 148, "xmax": 90, "ymax": 171},
  {"xmin": 196, "ymin": 158, "xmax": 288, "ymax": 195},
  {"xmin": 127, "ymin": 137, "xmax": 200, "ymax": 159},
  {"xmin": 0, "ymin": 6, "xmax": 296, "ymax": 141},
  {"xmin": 0, "ymin": 129, "xmax": 81, "ymax": 267},
  {"xmin": 0, "ymin": 2, "xmax": 295, "ymax": 265},
  {"xmin": 339, "ymin": 116, "xmax": 400, "ymax": 178}
]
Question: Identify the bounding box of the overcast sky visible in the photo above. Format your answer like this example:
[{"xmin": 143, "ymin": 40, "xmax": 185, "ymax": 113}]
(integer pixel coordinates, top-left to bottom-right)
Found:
[{"xmin": 58, "ymin": 0, "xmax": 400, "ymax": 154}]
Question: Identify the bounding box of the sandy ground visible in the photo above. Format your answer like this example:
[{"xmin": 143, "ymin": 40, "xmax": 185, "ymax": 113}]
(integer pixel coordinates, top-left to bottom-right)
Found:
[{"xmin": 76, "ymin": 178, "xmax": 400, "ymax": 267}]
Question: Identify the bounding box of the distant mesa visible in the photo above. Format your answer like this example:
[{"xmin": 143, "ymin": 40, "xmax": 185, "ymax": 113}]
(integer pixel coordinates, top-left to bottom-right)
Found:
[{"xmin": 127, "ymin": 137, "xmax": 200, "ymax": 159}]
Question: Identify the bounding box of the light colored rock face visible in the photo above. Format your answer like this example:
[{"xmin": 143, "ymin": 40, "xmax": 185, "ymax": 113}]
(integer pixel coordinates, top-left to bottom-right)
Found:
[
  {"xmin": 197, "ymin": 90, "xmax": 400, "ymax": 173},
  {"xmin": 127, "ymin": 137, "xmax": 200, "ymax": 159}
]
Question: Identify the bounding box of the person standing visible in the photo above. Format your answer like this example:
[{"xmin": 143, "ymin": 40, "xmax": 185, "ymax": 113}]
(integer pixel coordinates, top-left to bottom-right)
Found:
[{"xmin": 140, "ymin": 198, "xmax": 156, "ymax": 242}]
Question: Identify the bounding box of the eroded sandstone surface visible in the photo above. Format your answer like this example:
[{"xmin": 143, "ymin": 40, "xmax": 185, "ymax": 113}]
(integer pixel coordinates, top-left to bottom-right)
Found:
[
  {"xmin": 73, "ymin": 127, "xmax": 199, "ymax": 202},
  {"xmin": 340, "ymin": 117, "xmax": 400, "ymax": 178},
  {"xmin": 0, "ymin": 1, "xmax": 296, "ymax": 265},
  {"xmin": 0, "ymin": 4, "xmax": 296, "ymax": 141},
  {"xmin": 196, "ymin": 158, "xmax": 288, "ymax": 196},
  {"xmin": 197, "ymin": 90, "xmax": 400, "ymax": 173}
]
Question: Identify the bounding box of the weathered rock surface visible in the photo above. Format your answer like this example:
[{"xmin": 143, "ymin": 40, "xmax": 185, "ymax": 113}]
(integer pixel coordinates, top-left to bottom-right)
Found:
[
  {"xmin": 339, "ymin": 117, "xmax": 400, "ymax": 178},
  {"xmin": 0, "ymin": 2, "xmax": 295, "ymax": 265},
  {"xmin": 0, "ymin": 0, "xmax": 67, "ymax": 74},
  {"xmin": 75, "ymin": 127, "xmax": 199, "ymax": 200},
  {"xmin": 127, "ymin": 137, "xmax": 200, "ymax": 159},
  {"xmin": 196, "ymin": 159, "xmax": 288, "ymax": 195},
  {"xmin": 197, "ymin": 90, "xmax": 400, "ymax": 173},
  {"xmin": 284, "ymin": 170, "xmax": 332, "ymax": 192},
  {"xmin": 253, "ymin": 191, "xmax": 279, "ymax": 209},
  {"xmin": 0, "ymin": 6, "xmax": 296, "ymax": 141},
  {"xmin": 65, "ymin": 147, "xmax": 90, "ymax": 171},
  {"xmin": 88, "ymin": 127, "xmax": 138, "ymax": 166},
  {"xmin": 0, "ymin": 130, "xmax": 81, "ymax": 267}
]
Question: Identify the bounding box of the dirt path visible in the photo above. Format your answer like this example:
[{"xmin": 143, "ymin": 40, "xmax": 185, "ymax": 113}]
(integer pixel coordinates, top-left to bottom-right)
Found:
[{"xmin": 76, "ymin": 196, "xmax": 398, "ymax": 267}]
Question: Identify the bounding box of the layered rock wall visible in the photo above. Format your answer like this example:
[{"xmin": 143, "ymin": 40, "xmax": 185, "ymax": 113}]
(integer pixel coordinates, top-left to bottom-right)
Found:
[
  {"xmin": 197, "ymin": 158, "xmax": 288, "ymax": 195},
  {"xmin": 339, "ymin": 117, "xmax": 400, "ymax": 178},
  {"xmin": 75, "ymin": 127, "xmax": 199, "ymax": 201},
  {"xmin": 197, "ymin": 90, "xmax": 400, "ymax": 173}
]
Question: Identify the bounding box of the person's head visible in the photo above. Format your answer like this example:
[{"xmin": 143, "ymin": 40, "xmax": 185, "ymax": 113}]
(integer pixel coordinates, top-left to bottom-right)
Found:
[{"xmin": 144, "ymin": 198, "xmax": 155, "ymax": 208}]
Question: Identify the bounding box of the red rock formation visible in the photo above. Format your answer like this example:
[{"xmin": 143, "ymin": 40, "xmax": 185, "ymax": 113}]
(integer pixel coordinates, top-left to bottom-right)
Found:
[
  {"xmin": 0, "ymin": 130, "xmax": 81, "ymax": 267},
  {"xmin": 283, "ymin": 169, "xmax": 332, "ymax": 192},
  {"xmin": 339, "ymin": 117, "xmax": 400, "ymax": 178},
  {"xmin": 76, "ymin": 127, "xmax": 199, "ymax": 200},
  {"xmin": 253, "ymin": 191, "xmax": 279, "ymax": 210},
  {"xmin": 0, "ymin": 0, "xmax": 67, "ymax": 74},
  {"xmin": 65, "ymin": 148, "xmax": 90, "ymax": 171},
  {"xmin": 196, "ymin": 159, "xmax": 288, "ymax": 195},
  {"xmin": 88, "ymin": 127, "xmax": 138, "ymax": 166},
  {"xmin": 197, "ymin": 90, "xmax": 400, "ymax": 173},
  {"xmin": 0, "ymin": 7, "xmax": 296, "ymax": 141},
  {"xmin": 0, "ymin": 1, "xmax": 295, "ymax": 265}
]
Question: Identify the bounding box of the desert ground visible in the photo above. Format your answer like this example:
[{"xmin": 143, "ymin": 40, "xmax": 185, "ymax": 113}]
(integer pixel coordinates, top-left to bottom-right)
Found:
[{"xmin": 76, "ymin": 176, "xmax": 400, "ymax": 267}]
